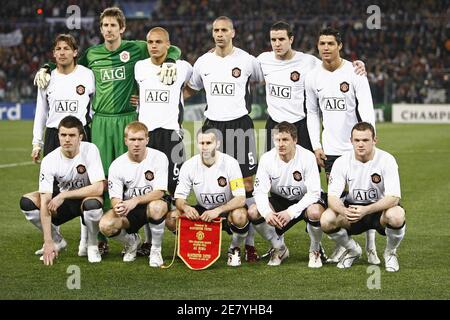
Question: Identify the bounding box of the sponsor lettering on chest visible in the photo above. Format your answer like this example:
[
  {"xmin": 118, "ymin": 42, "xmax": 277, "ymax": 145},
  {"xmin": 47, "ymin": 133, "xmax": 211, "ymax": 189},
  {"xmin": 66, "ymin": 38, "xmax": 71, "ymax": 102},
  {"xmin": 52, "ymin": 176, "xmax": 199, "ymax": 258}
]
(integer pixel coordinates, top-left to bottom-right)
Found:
[
  {"xmin": 145, "ymin": 89, "xmax": 169, "ymax": 103},
  {"xmin": 324, "ymin": 97, "xmax": 347, "ymax": 111},
  {"xmin": 269, "ymin": 84, "xmax": 291, "ymax": 99},
  {"xmin": 54, "ymin": 100, "xmax": 78, "ymax": 113},
  {"xmin": 353, "ymin": 188, "xmax": 379, "ymax": 201},
  {"xmin": 101, "ymin": 66, "xmax": 125, "ymax": 82},
  {"xmin": 200, "ymin": 193, "xmax": 226, "ymax": 205},
  {"xmin": 210, "ymin": 83, "xmax": 235, "ymax": 96},
  {"xmin": 277, "ymin": 186, "xmax": 304, "ymax": 197}
]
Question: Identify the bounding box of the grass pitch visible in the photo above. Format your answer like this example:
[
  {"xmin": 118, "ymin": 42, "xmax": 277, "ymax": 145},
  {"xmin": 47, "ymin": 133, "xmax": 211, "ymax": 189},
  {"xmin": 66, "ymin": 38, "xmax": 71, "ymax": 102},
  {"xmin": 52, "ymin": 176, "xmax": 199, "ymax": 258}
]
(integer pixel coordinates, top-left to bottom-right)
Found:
[{"xmin": 0, "ymin": 121, "xmax": 449, "ymax": 300}]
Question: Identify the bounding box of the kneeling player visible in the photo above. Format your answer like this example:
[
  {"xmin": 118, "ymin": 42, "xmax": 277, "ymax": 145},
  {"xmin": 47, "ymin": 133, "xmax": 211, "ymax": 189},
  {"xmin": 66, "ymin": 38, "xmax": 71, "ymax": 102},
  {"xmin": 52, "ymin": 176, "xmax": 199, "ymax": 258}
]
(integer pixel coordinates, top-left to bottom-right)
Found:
[
  {"xmin": 320, "ymin": 122, "xmax": 406, "ymax": 271},
  {"xmin": 166, "ymin": 125, "xmax": 249, "ymax": 267},
  {"xmin": 99, "ymin": 122, "xmax": 169, "ymax": 266},
  {"xmin": 19, "ymin": 116, "xmax": 105, "ymax": 265},
  {"xmin": 248, "ymin": 122, "xmax": 325, "ymax": 267}
]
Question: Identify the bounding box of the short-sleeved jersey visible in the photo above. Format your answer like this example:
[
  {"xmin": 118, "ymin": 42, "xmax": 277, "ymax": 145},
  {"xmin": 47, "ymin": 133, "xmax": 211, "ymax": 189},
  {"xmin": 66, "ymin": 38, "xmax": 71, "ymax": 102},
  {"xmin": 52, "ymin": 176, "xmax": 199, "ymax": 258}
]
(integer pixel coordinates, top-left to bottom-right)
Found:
[
  {"xmin": 257, "ymin": 51, "xmax": 320, "ymax": 123},
  {"xmin": 174, "ymin": 152, "xmax": 245, "ymax": 210},
  {"xmin": 305, "ymin": 59, "xmax": 375, "ymax": 155},
  {"xmin": 33, "ymin": 66, "xmax": 95, "ymax": 146},
  {"xmin": 78, "ymin": 40, "xmax": 149, "ymax": 115},
  {"xmin": 253, "ymin": 145, "xmax": 321, "ymax": 219},
  {"xmin": 108, "ymin": 147, "xmax": 169, "ymax": 200},
  {"xmin": 135, "ymin": 58, "xmax": 193, "ymax": 131},
  {"xmin": 188, "ymin": 47, "xmax": 263, "ymax": 121},
  {"xmin": 328, "ymin": 148, "xmax": 401, "ymax": 205},
  {"xmin": 39, "ymin": 142, "xmax": 105, "ymax": 193}
]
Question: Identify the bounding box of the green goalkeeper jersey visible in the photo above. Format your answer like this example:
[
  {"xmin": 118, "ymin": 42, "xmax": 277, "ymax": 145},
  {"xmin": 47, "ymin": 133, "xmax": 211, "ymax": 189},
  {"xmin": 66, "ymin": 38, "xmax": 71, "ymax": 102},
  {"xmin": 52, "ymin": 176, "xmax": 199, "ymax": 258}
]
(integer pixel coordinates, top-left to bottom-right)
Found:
[{"xmin": 77, "ymin": 40, "xmax": 180, "ymax": 115}]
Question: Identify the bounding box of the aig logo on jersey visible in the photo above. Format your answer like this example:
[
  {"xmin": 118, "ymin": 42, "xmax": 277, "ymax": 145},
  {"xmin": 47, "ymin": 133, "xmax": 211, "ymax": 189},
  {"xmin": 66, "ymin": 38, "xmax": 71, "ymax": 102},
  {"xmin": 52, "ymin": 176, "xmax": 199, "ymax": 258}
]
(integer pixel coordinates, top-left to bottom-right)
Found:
[
  {"xmin": 76, "ymin": 165, "xmax": 86, "ymax": 174},
  {"xmin": 340, "ymin": 81, "xmax": 350, "ymax": 93},
  {"xmin": 101, "ymin": 66, "xmax": 125, "ymax": 82},
  {"xmin": 145, "ymin": 89, "xmax": 169, "ymax": 103},
  {"xmin": 200, "ymin": 193, "xmax": 226, "ymax": 205},
  {"xmin": 353, "ymin": 188, "xmax": 379, "ymax": 201},
  {"xmin": 293, "ymin": 171, "xmax": 302, "ymax": 181},
  {"xmin": 217, "ymin": 176, "xmax": 227, "ymax": 187},
  {"xmin": 371, "ymin": 173, "xmax": 382, "ymax": 184},
  {"xmin": 269, "ymin": 83, "xmax": 291, "ymax": 99},
  {"xmin": 119, "ymin": 51, "xmax": 130, "ymax": 63},
  {"xmin": 54, "ymin": 100, "xmax": 78, "ymax": 113},
  {"xmin": 232, "ymin": 67, "xmax": 241, "ymax": 78},
  {"xmin": 145, "ymin": 170, "xmax": 154, "ymax": 181},
  {"xmin": 278, "ymin": 186, "xmax": 304, "ymax": 197},
  {"xmin": 76, "ymin": 85, "xmax": 85, "ymax": 95},
  {"xmin": 324, "ymin": 98, "xmax": 346, "ymax": 111},
  {"xmin": 290, "ymin": 71, "xmax": 300, "ymax": 82},
  {"xmin": 211, "ymin": 82, "xmax": 235, "ymax": 96}
]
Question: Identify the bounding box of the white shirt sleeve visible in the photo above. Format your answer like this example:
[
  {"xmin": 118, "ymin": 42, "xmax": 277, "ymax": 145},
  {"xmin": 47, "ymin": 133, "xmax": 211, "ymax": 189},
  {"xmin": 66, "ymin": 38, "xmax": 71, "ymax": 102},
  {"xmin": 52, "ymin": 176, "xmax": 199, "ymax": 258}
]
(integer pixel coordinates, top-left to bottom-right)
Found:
[
  {"xmin": 86, "ymin": 144, "xmax": 105, "ymax": 183},
  {"xmin": 253, "ymin": 157, "xmax": 273, "ymax": 218},
  {"xmin": 38, "ymin": 156, "xmax": 55, "ymax": 193},
  {"xmin": 286, "ymin": 154, "xmax": 321, "ymax": 219},
  {"xmin": 32, "ymin": 87, "xmax": 49, "ymax": 146},
  {"xmin": 354, "ymin": 74, "xmax": 376, "ymax": 126},
  {"xmin": 108, "ymin": 162, "xmax": 123, "ymax": 200},
  {"xmin": 174, "ymin": 161, "xmax": 192, "ymax": 200},
  {"xmin": 187, "ymin": 59, "xmax": 204, "ymax": 91},
  {"xmin": 383, "ymin": 154, "xmax": 401, "ymax": 198},
  {"xmin": 327, "ymin": 157, "xmax": 347, "ymax": 198},
  {"xmin": 227, "ymin": 158, "xmax": 245, "ymax": 197},
  {"xmin": 305, "ymin": 72, "xmax": 322, "ymax": 151},
  {"xmin": 154, "ymin": 153, "xmax": 169, "ymax": 191},
  {"xmin": 250, "ymin": 55, "xmax": 264, "ymax": 83},
  {"xmin": 183, "ymin": 61, "xmax": 193, "ymax": 83}
]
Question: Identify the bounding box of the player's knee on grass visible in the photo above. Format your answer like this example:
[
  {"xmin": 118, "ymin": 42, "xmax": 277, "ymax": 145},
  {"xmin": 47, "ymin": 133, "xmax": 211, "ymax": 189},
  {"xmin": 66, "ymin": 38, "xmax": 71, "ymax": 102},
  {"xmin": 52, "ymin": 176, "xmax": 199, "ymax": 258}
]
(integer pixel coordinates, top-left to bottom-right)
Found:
[
  {"xmin": 382, "ymin": 206, "xmax": 405, "ymax": 228},
  {"xmin": 320, "ymin": 209, "xmax": 338, "ymax": 233},
  {"xmin": 99, "ymin": 212, "xmax": 121, "ymax": 237},
  {"xmin": 19, "ymin": 196, "xmax": 39, "ymax": 211},
  {"xmin": 246, "ymin": 203, "xmax": 261, "ymax": 221},
  {"xmin": 305, "ymin": 203, "xmax": 324, "ymax": 222},
  {"xmin": 147, "ymin": 200, "xmax": 168, "ymax": 221},
  {"xmin": 165, "ymin": 210, "xmax": 179, "ymax": 232}
]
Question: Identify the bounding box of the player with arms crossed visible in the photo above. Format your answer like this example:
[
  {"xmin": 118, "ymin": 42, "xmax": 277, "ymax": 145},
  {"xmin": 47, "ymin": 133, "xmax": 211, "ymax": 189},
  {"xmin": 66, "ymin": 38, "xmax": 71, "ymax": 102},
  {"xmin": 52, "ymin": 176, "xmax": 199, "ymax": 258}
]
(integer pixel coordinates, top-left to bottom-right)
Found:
[
  {"xmin": 134, "ymin": 27, "xmax": 192, "ymax": 255},
  {"xmin": 167, "ymin": 125, "xmax": 249, "ymax": 267},
  {"xmin": 248, "ymin": 122, "xmax": 325, "ymax": 267},
  {"xmin": 20, "ymin": 116, "xmax": 105, "ymax": 265},
  {"xmin": 305, "ymin": 27, "xmax": 378, "ymax": 264},
  {"xmin": 321, "ymin": 122, "xmax": 406, "ymax": 272},
  {"xmin": 99, "ymin": 122, "xmax": 169, "ymax": 266}
]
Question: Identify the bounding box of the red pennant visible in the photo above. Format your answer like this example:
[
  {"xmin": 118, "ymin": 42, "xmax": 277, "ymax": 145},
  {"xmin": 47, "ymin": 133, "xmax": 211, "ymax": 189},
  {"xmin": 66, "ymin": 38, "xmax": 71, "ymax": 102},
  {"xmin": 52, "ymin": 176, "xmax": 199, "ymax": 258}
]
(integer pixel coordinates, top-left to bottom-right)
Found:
[{"xmin": 177, "ymin": 216, "xmax": 222, "ymax": 270}]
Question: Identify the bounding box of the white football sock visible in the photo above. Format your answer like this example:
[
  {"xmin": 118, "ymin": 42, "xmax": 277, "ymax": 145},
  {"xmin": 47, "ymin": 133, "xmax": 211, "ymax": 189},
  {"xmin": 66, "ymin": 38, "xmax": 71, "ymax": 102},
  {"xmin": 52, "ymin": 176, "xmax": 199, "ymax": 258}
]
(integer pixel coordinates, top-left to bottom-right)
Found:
[
  {"xmin": 253, "ymin": 222, "xmax": 284, "ymax": 249},
  {"xmin": 307, "ymin": 222, "xmax": 323, "ymax": 252},
  {"xmin": 80, "ymin": 217, "xmax": 88, "ymax": 243},
  {"xmin": 245, "ymin": 223, "xmax": 256, "ymax": 246},
  {"xmin": 365, "ymin": 229, "xmax": 376, "ymax": 251},
  {"xmin": 328, "ymin": 228, "xmax": 356, "ymax": 251},
  {"xmin": 83, "ymin": 208, "xmax": 102, "ymax": 246},
  {"xmin": 230, "ymin": 231, "xmax": 248, "ymax": 249},
  {"xmin": 143, "ymin": 223, "xmax": 152, "ymax": 243},
  {"xmin": 22, "ymin": 209, "xmax": 62, "ymax": 242},
  {"xmin": 149, "ymin": 220, "xmax": 165, "ymax": 250},
  {"xmin": 113, "ymin": 229, "xmax": 136, "ymax": 246},
  {"xmin": 386, "ymin": 224, "xmax": 406, "ymax": 251}
]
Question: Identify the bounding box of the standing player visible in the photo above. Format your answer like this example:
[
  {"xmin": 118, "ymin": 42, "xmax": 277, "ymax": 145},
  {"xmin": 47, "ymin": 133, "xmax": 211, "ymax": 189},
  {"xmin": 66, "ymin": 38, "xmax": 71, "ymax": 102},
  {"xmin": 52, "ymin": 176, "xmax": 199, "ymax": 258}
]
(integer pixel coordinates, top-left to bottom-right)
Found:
[
  {"xmin": 19, "ymin": 116, "xmax": 105, "ymax": 265},
  {"xmin": 31, "ymin": 34, "xmax": 95, "ymax": 258},
  {"xmin": 99, "ymin": 122, "xmax": 169, "ymax": 266},
  {"xmin": 34, "ymin": 7, "xmax": 180, "ymax": 255},
  {"xmin": 305, "ymin": 27, "xmax": 378, "ymax": 264},
  {"xmin": 134, "ymin": 27, "xmax": 192, "ymax": 255},
  {"xmin": 185, "ymin": 16, "xmax": 263, "ymax": 262},
  {"xmin": 167, "ymin": 125, "xmax": 249, "ymax": 267},
  {"xmin": 320, "ymin": 122, "xmax": 406, "ymax": 272},
  {"xmin": 248, "ymin": 122, "xmax": 325, "ymax": 267}
]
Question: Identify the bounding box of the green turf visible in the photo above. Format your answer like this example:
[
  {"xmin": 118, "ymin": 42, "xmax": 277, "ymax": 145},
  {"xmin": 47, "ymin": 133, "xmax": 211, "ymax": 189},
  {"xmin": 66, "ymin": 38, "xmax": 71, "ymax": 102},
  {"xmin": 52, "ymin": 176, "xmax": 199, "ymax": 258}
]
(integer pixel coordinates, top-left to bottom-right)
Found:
[{"xmin": 1, "ymin": 121, "xmax": 449, "ymax": 299}]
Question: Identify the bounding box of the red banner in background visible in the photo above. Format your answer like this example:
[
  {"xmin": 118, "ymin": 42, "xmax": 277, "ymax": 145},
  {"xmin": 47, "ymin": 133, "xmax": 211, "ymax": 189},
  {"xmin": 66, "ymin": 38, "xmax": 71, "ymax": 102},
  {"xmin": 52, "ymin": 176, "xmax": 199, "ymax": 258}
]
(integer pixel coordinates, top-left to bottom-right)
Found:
[{"xmin": 177, "ymin": 216, "xmax": 222, "ymax": 270}]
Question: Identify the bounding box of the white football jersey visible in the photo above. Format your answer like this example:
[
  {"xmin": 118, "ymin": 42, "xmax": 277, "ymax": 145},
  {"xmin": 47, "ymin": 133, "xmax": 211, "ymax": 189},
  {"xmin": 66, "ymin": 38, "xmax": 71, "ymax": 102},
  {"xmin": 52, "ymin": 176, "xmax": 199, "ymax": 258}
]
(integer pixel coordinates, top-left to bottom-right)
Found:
[
  {"xmin": 108, "ymin": 148, "xmax": 169, "ymax": 200},
  {"xmin": 39, "ymin": 142, "xmax": 105, "ymax": 193},
  {"xmin": 254, "ymin": 145, "xmax": 321, "ymax": 219},
  {"xmin": 328, "ymin": 148, "xmax": 401, "ymax": 204},
  {"xmin": 33, "ymin": 65, "xmax": 95, "ymax": 146},
  {"xmin": 174, "ymin": 151, "xmax": 245, "ymax": 210},
  {"xmin": 135, "ymin": 59, "xmax": 193, "ymax": 131},
  {"xmin": 188, "ymin": 47, "xmax": 263, "ymax": 121},
  {"xmin": 305, "ymin": 59, "xmax": 375, "ymax": 155},
  {"xmin": 257, "ymin": 51, "xmax": 320, "ymax": 123}
]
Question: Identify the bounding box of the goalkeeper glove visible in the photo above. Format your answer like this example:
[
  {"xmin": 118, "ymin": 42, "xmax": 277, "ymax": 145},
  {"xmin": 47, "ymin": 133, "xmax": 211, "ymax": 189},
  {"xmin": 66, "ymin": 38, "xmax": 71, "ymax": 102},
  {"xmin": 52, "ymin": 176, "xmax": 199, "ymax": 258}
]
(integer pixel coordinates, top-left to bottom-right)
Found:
[
  {"xmin": 158, "ymin": 58, "xmax": 177, "ymax": 85},
  {"xmin": 33, "ymin": 65, "xmax": 51, "ymax": 89}
]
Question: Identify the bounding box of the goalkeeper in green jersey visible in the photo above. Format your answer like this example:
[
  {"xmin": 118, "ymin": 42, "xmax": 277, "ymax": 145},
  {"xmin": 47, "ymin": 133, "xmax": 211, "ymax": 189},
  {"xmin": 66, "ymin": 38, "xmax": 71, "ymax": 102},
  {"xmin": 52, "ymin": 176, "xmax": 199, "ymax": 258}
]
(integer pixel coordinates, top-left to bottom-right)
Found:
[{"xmin": 34, "ymin": 7, "xmax": 180, "ymax": 255}]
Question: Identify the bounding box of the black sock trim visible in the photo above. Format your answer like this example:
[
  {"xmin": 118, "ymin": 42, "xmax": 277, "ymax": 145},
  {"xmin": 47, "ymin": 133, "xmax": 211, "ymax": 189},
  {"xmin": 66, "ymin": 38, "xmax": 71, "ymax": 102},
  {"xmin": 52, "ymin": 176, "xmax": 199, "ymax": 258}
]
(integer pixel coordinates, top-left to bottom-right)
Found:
[
  {"xmin": 251, "ymin": 217, "xmax": 266, "ymax": 225},
  {"xmin": 305, "ymin": 217, "xmax": 321, "ymax": 227},
  {"xmin": 148, "ymin": 216, "xmax": 166, "ymax": 225},
  {"xmin": 386, "ymin": 221, "xmax": 406, "ymax": 230},
  {"xmin": 229, "ymin": 221, "xmax": 250, "ymax": 234}
]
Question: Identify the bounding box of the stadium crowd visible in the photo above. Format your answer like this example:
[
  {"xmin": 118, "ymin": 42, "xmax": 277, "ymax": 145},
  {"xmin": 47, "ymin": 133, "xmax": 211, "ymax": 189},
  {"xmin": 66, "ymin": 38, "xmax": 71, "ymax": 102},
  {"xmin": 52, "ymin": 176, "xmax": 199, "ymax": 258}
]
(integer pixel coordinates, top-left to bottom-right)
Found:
[{"xmin": 0, "ymin": 0, "xmax": 448, "ymax": 104}]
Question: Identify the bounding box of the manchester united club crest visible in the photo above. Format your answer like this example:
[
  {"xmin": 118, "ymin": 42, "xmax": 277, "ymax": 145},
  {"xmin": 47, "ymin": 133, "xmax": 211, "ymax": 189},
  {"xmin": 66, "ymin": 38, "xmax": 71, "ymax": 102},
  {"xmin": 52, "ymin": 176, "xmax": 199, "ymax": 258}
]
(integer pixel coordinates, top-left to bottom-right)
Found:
[
  {"xmin": 120, "ymin": 51, "xmax": 130, "ymax": 63},
  {"xmin": 76, "ymin": 164, "xmax": 86, "ymax": 174},
  {"xmin": 290, "ymin": 71, "xmax": 300, "ymax": 82},
  {"xmin": 76, "ymin": 85, "xmax": 85, "ymax": 95},
  {"xmin": 217, "ymin": 176, "xmax": 227, "ymax": 187},
  {"xmin": 371, "ymin": 173, "xmax": 381, "ymax": 184},
  {"xmin": 232, "ymin": 67, "xmax": 241, "ymax": 78},
  {"xmin": 340, "ymin": 81, "xmax": 350, "ymax": 93},
  {"xmin": 145, "ymin": 170, "xmax": 154, "ymax": 181},
  {"xmin": 293, "ymin": 171, "xmax": 302, "ymax": 181}
]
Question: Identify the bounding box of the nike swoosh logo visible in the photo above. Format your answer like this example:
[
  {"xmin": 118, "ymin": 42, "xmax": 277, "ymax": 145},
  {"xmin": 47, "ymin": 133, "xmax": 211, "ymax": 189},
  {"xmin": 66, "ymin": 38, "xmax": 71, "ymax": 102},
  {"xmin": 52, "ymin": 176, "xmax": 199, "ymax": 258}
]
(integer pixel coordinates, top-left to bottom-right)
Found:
[
  {"xmin": 203, "ymin": 73, "xmax": 210, "ymax": 76},
  {"xmin": 126, "ymin": 180, "xmax": 133, "ymax": 184},
  {"xmin": 271, "ymin": 176, "xmax": 280, "ymax": 180},
  {"xmin": 193, "ymin": 182, "xmax": 200, "ymax": 185},
  {"xmin": 317, "ymin": 88, "xmax": 323, "ymax": 92},
  {"xmin": 249, "ymin": 165, "xmax": 256, "ymax": 170}
]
